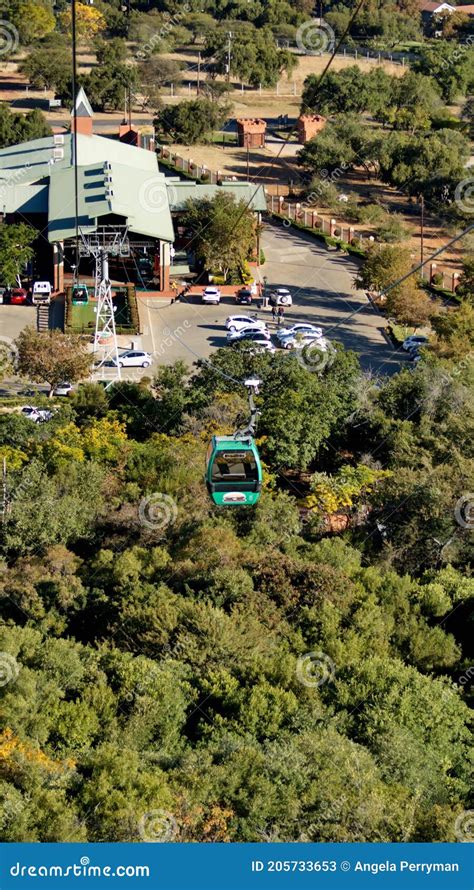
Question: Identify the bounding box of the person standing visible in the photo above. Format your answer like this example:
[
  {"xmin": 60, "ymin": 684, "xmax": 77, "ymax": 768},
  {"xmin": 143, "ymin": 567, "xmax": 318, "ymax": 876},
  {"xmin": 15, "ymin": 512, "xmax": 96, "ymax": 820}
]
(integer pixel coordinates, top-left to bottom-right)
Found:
[{"xmin": 278, "ymin": 306, "xmax": 284, "ymax": 325}]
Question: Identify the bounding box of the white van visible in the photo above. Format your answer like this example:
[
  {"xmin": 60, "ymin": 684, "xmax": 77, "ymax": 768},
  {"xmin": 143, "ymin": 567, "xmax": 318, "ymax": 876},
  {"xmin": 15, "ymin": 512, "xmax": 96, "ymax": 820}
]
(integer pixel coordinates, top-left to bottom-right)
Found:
[{"xmin": 32, "ymin": 281, "xmax": 52, "ymax": 305}]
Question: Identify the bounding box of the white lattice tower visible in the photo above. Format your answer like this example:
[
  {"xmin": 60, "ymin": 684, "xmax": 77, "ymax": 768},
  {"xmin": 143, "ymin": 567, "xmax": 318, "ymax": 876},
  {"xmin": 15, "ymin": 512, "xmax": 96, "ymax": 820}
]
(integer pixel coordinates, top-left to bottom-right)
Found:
[{"xmin": 79, "ymin": 226, "xmax": 130, "ymax": 387}]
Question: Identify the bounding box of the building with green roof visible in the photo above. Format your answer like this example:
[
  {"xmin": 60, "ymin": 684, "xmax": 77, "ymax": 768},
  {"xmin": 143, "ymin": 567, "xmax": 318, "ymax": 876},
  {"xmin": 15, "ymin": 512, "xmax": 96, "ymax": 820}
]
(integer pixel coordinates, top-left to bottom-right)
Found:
[{"xmin": 0, "ymin": 90, "xmax": 266, "ymax": 291}]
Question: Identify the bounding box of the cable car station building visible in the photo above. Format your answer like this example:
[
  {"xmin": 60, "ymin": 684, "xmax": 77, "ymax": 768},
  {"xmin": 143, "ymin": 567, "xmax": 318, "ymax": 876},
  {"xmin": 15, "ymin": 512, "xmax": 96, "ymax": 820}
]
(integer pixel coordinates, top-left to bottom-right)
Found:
[{"xmin": 0, "ymin": 89, "xmax": 266, "ymax": 293}]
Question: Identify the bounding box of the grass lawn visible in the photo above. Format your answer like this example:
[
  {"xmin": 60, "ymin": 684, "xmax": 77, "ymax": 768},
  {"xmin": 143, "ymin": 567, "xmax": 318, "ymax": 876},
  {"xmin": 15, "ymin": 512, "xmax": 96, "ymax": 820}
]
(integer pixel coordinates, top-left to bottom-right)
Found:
[{"xmin": 69, "ymin": 290, "xmax": 132, "ymax": 333}]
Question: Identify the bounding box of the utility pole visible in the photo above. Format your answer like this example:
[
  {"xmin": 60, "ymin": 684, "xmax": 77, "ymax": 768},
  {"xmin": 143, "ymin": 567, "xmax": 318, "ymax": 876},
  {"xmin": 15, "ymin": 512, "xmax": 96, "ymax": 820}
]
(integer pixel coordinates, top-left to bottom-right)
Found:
[
  {"xmin": 246, "ymin": 136, "xmax": 250, "ymax": 179},
  {"xmin": 197, "ymin": 51, "xmax": 201, "ymax": 95},
  {"xmin": 226, "ymin": 32, "xmax": 232, "ymax": 84},
  {"xmin": 419, "ymin": 194, "xmax": 425, "ymax": 280}
]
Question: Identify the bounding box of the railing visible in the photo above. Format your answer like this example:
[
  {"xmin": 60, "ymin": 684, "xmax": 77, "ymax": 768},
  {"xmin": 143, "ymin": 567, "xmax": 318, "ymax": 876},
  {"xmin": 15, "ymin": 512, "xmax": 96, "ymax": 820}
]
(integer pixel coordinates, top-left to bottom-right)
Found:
[{"xmin": 269, "ymin": 196, "xmax": 462, "ymax": 291}]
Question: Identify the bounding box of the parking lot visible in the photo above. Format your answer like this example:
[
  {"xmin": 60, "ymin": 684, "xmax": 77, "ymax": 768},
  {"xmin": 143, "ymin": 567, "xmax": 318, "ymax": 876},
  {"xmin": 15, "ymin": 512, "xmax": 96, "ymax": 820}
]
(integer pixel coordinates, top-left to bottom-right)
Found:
[{"xmin": 0, "ymin": 223, "xmax": 408, "ymax": 389}]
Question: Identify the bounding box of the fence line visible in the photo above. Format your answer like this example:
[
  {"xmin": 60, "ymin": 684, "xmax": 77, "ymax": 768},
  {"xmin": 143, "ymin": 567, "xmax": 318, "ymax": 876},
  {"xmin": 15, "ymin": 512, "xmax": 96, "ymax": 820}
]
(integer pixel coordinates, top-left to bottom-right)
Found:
[{"xmin": 270, "ymin": 196, "xmax": 461, "ymax": 292}]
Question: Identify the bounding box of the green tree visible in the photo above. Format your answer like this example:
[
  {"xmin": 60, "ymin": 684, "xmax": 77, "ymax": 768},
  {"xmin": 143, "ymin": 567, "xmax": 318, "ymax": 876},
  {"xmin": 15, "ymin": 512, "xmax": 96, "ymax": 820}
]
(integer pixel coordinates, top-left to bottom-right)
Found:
[
  {"xmin": 355, "ymin": 244, "xmax": 413, "ymax": 297},
  {"xmin": 0, "ymin": 223, "xmax": 36, "ymax": 286},
  {"xmin": 412, "ymin": 42, "xmax": 474, "ymax": 102},
  {"xmin": 20, "ymin": 42, "xmax": 71, "ymax": 95},
  {"xmin": 183, "ymin": 191, "xmax": 256, "ymax": 280},
  {"xmin": 15, "ymin": 328, "xmax": 92, "ymax": 397},
  {"xmin": 8, "ymin": 0, "xmax": 55, "ymax": 45},
  {"xmin": 204, "ymin": 26, "xmax": 296, "ymax": 87},
  {"xmin": 154, "ymin": 97, "xmax": 231, "ymax": 144}
]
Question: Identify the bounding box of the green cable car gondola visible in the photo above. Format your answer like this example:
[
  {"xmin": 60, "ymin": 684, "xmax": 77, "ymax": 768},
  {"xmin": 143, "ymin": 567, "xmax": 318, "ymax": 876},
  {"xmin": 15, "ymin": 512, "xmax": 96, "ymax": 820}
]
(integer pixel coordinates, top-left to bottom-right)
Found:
[{"xmin": 205, "ymin": 378, "xmax": 263, "ymax": 507}]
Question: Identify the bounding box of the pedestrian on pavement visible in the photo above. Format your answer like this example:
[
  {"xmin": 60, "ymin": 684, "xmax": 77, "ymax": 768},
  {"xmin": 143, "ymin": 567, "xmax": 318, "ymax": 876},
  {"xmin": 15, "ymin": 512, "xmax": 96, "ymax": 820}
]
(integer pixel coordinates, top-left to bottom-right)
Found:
[
  {"xmin": 272, "ymin": 305, "xmax": 277, "ymax": 323},
  {"xmin": 278, "ymin": 306, "xmax": 284, "ymax": 325}
]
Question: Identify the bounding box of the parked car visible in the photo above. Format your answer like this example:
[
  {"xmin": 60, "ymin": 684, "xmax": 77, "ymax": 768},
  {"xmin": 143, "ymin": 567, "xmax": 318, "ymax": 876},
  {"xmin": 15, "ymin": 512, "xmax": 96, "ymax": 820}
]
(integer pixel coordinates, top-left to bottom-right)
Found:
[
  {"xmin": 32, "ymin": 281, "xmax": 52, "ymax": 305},
  {"xmin": 229, "ymin": 331, "xmax": 275, "ymax": 352},
  {"xmin": 53, "ymin": 381, "xmax": 74, "ymax": 396},
  {"xmin": 111, "ymin": 350, "xmax": 152, "ymax": 368},
  {"xmin": 282, "ymin": 333, "xmax": 328, "ymax": 351},
  {"xmin": 10, "ymin": 287, "xmax": 28, "ymax": 305},
  {"xmin": 202, "ymin": 286, "xmax": 221, "ymax": 304},
  {"xmin": 276, "ymin": 323, "xmax": 323, "ymax": 345},
  {"xmin": 21, "ymin": 405, "xmax": 52, "ymax": 423},
  {"xmin": 227, "ymin": 326, "xmax": 271, "ymax": 343},
  {"xmin": 269, "ymin": 287, "xmax": 292, "ymax": 307},
  {"xmin": 235, "ymin": 288, "xmax": 253, "ymax": 305},
  {"xmin": 226, "ymin": 315, "xmax": 267, "ymax": 333},
  {"xmin": 402, "ymin": 335, "xmax": 429, "ymax": 352},
  {"xmin": 246, "ymin": 340, "xmax": 276, "ymax": 355}
]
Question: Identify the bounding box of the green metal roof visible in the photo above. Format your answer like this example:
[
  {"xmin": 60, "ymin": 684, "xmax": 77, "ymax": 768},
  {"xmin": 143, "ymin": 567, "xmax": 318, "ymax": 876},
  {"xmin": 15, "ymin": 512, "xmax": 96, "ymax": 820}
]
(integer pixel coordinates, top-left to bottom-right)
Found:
[
  {"xmin": 0, "ymin": 131, "xmax": 172, "ymax": 242},
  {"xmin": 48, "ymin": 161, "xmax": 174, "ymax": 242},
  {"xmin": 166, "ymin": 181, "xmax": 267, "ymax": 212}
]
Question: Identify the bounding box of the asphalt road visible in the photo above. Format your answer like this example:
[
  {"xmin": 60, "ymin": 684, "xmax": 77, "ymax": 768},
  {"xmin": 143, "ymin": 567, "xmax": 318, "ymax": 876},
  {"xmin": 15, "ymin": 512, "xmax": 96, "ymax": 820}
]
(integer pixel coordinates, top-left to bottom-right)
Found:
[
  {"xmin": 135, "ymin": 221, "xmax": 407, "ymax": 376},
  {"xmin": 0, "ymin": 222, "xmax": 408, "ymax": 392}
]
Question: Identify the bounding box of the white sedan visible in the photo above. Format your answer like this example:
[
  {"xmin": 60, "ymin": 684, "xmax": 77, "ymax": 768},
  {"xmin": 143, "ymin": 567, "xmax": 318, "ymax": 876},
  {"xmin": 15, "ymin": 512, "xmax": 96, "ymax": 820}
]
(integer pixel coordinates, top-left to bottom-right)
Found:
[
  {"xmin": 202, "ymin": 286, "xmax": 221, "ymax": 304},
  {"xmin": 227, "ymin": 326, "xmax": 270, "ymax": 343},
  {"xmin": 226, "ymin": 315, "xmax": 267, "ymax": 332},
  {"xmin": 53, "ymin": 381, "xmax": 73, "ymax": 396},
  {"xmin": 284, "ymin": 333, "xmax": 328, "ymax": 351},
  {"xmin": 269, "ymin": 287, "xmax": 292, "ymax": 307},
  {"xmin": 276, "ymin": 323, "xmax": 323, "ymax": 343},
  {"xmin": 112, "ymin": 350, "xmax": 152, "ymax": 368}
]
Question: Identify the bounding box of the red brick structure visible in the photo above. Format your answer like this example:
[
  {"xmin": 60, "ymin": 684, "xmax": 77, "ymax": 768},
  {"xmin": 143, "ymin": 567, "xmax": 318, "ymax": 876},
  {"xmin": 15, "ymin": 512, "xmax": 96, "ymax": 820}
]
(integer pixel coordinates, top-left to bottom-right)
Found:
[
  {"xmin": 70, "ymin": 86, "xmax": 94, "ymax": 137},
  {"xmin": 236, "ymin": 118, "xmax": 267, "ymax": 148},
  {"xmin": 297, "ymin": 114, "xmax": 327, "ymax": 143},
  {"xmin": 119, "ymin": 123, "xmax": 141, "ymax": 147}
]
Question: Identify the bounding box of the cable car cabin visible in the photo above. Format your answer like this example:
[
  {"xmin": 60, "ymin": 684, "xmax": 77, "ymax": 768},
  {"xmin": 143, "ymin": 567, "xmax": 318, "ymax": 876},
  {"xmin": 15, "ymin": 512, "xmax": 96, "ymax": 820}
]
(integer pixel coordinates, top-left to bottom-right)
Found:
[
  {"xmin": 206, "ymin": 436, "xmax": 262, "ymax": 506},
  {"xmin": 72, "ymin": 284, "xmax": 89, "ymax": 305}
]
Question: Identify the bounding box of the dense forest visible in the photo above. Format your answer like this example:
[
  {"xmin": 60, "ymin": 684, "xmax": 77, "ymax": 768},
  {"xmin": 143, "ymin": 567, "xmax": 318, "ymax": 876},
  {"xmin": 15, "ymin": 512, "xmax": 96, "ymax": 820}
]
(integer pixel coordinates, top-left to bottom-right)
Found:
[{"xmin": 0, "ymin": 338, "xmax": 472, "ymax": 842}]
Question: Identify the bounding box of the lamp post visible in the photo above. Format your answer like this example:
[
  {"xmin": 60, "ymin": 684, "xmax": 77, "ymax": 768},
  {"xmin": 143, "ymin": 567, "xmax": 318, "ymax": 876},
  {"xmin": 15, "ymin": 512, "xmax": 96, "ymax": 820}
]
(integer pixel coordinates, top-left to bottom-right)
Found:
[{"xmin": 419, "ymin": 194, "xmax": 425, "ymax": 280}]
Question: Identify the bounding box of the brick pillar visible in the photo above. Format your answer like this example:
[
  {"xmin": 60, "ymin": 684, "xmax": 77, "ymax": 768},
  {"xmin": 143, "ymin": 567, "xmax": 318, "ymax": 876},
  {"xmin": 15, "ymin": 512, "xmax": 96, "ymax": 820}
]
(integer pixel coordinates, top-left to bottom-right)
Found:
[{"xmin": 53, "ymin": 242, "xmax": 64, "ymax": 292}]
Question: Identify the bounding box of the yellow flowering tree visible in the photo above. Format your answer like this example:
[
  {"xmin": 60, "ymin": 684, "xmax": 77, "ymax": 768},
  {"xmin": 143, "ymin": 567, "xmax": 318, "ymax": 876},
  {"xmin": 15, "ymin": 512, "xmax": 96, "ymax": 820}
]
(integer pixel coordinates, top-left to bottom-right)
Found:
[{"xmin": 58, "ymin": 3, "xmax": 106, "ymax": 41}]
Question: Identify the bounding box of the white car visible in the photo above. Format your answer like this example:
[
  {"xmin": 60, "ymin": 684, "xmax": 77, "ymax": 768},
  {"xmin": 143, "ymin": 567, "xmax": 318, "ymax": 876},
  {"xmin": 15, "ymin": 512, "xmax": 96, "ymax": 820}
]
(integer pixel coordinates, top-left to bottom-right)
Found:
[
  {"xmin": 230, "ymin": 331, "xmax": 275, "ymax": 352},
  {"xmin": 269, "ymin": 287, "xmax": 292, "ymax": 307},
  {"xmin": 112, "ymin": 350, "xmax": 152, "ymax": 368},
  {"xmin": 21, "ymin": 405, "xmax": 52, "ymax": 422},
  {"xmin": 226, "ymin": 315, "xmax": 267, "ymax": 333},
  {"xmin": 53, "ymin": 381, "xmax": 73, "ymax": 396},
  {"xmin": 246, "ymin": 340, "xmax": 276, "ymax": 355},
  {"xmin": 202, "ymin": 287, "xmax": 221, "ymax": 304},
  {"xmin": 227, "ymin": 326, "xmax": 271, "ymax": 343},
  {"xmin": 402, "ymin": 335, "xmax": 429, "ymax": 352},
  {"xmin": 285, "ymin": 334, "xmax": 328, "ymax": 351},
  {"xmin": 276, "ymin": 323, "xmax": 323, "ymax": 343}
]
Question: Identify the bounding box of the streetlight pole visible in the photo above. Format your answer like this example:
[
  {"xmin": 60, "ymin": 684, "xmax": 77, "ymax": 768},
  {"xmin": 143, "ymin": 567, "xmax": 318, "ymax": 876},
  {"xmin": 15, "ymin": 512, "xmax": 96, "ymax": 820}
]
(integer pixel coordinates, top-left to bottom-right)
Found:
[
  {"xmin": 419, "ymin": 194, "xmax": 425, "ymax": 280},
  {"xmin": 226, "ymin": 32, "xmax": 232, "ymax": 84}
]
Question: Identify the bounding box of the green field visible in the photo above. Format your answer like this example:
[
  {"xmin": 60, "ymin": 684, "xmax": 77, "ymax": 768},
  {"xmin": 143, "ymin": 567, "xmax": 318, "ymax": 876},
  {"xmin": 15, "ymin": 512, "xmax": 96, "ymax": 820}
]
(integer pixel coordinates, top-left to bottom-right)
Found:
[{"xmin": 69, "ymin": 290, "xmax": 132, "ymax": 334}]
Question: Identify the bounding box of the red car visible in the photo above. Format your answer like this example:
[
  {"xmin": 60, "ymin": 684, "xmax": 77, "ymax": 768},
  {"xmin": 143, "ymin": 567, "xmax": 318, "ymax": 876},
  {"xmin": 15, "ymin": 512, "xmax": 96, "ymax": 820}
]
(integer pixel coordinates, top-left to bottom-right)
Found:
[{"xmin": 10, "ymin": 288, "xmax": 28, "ymax": 305}]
